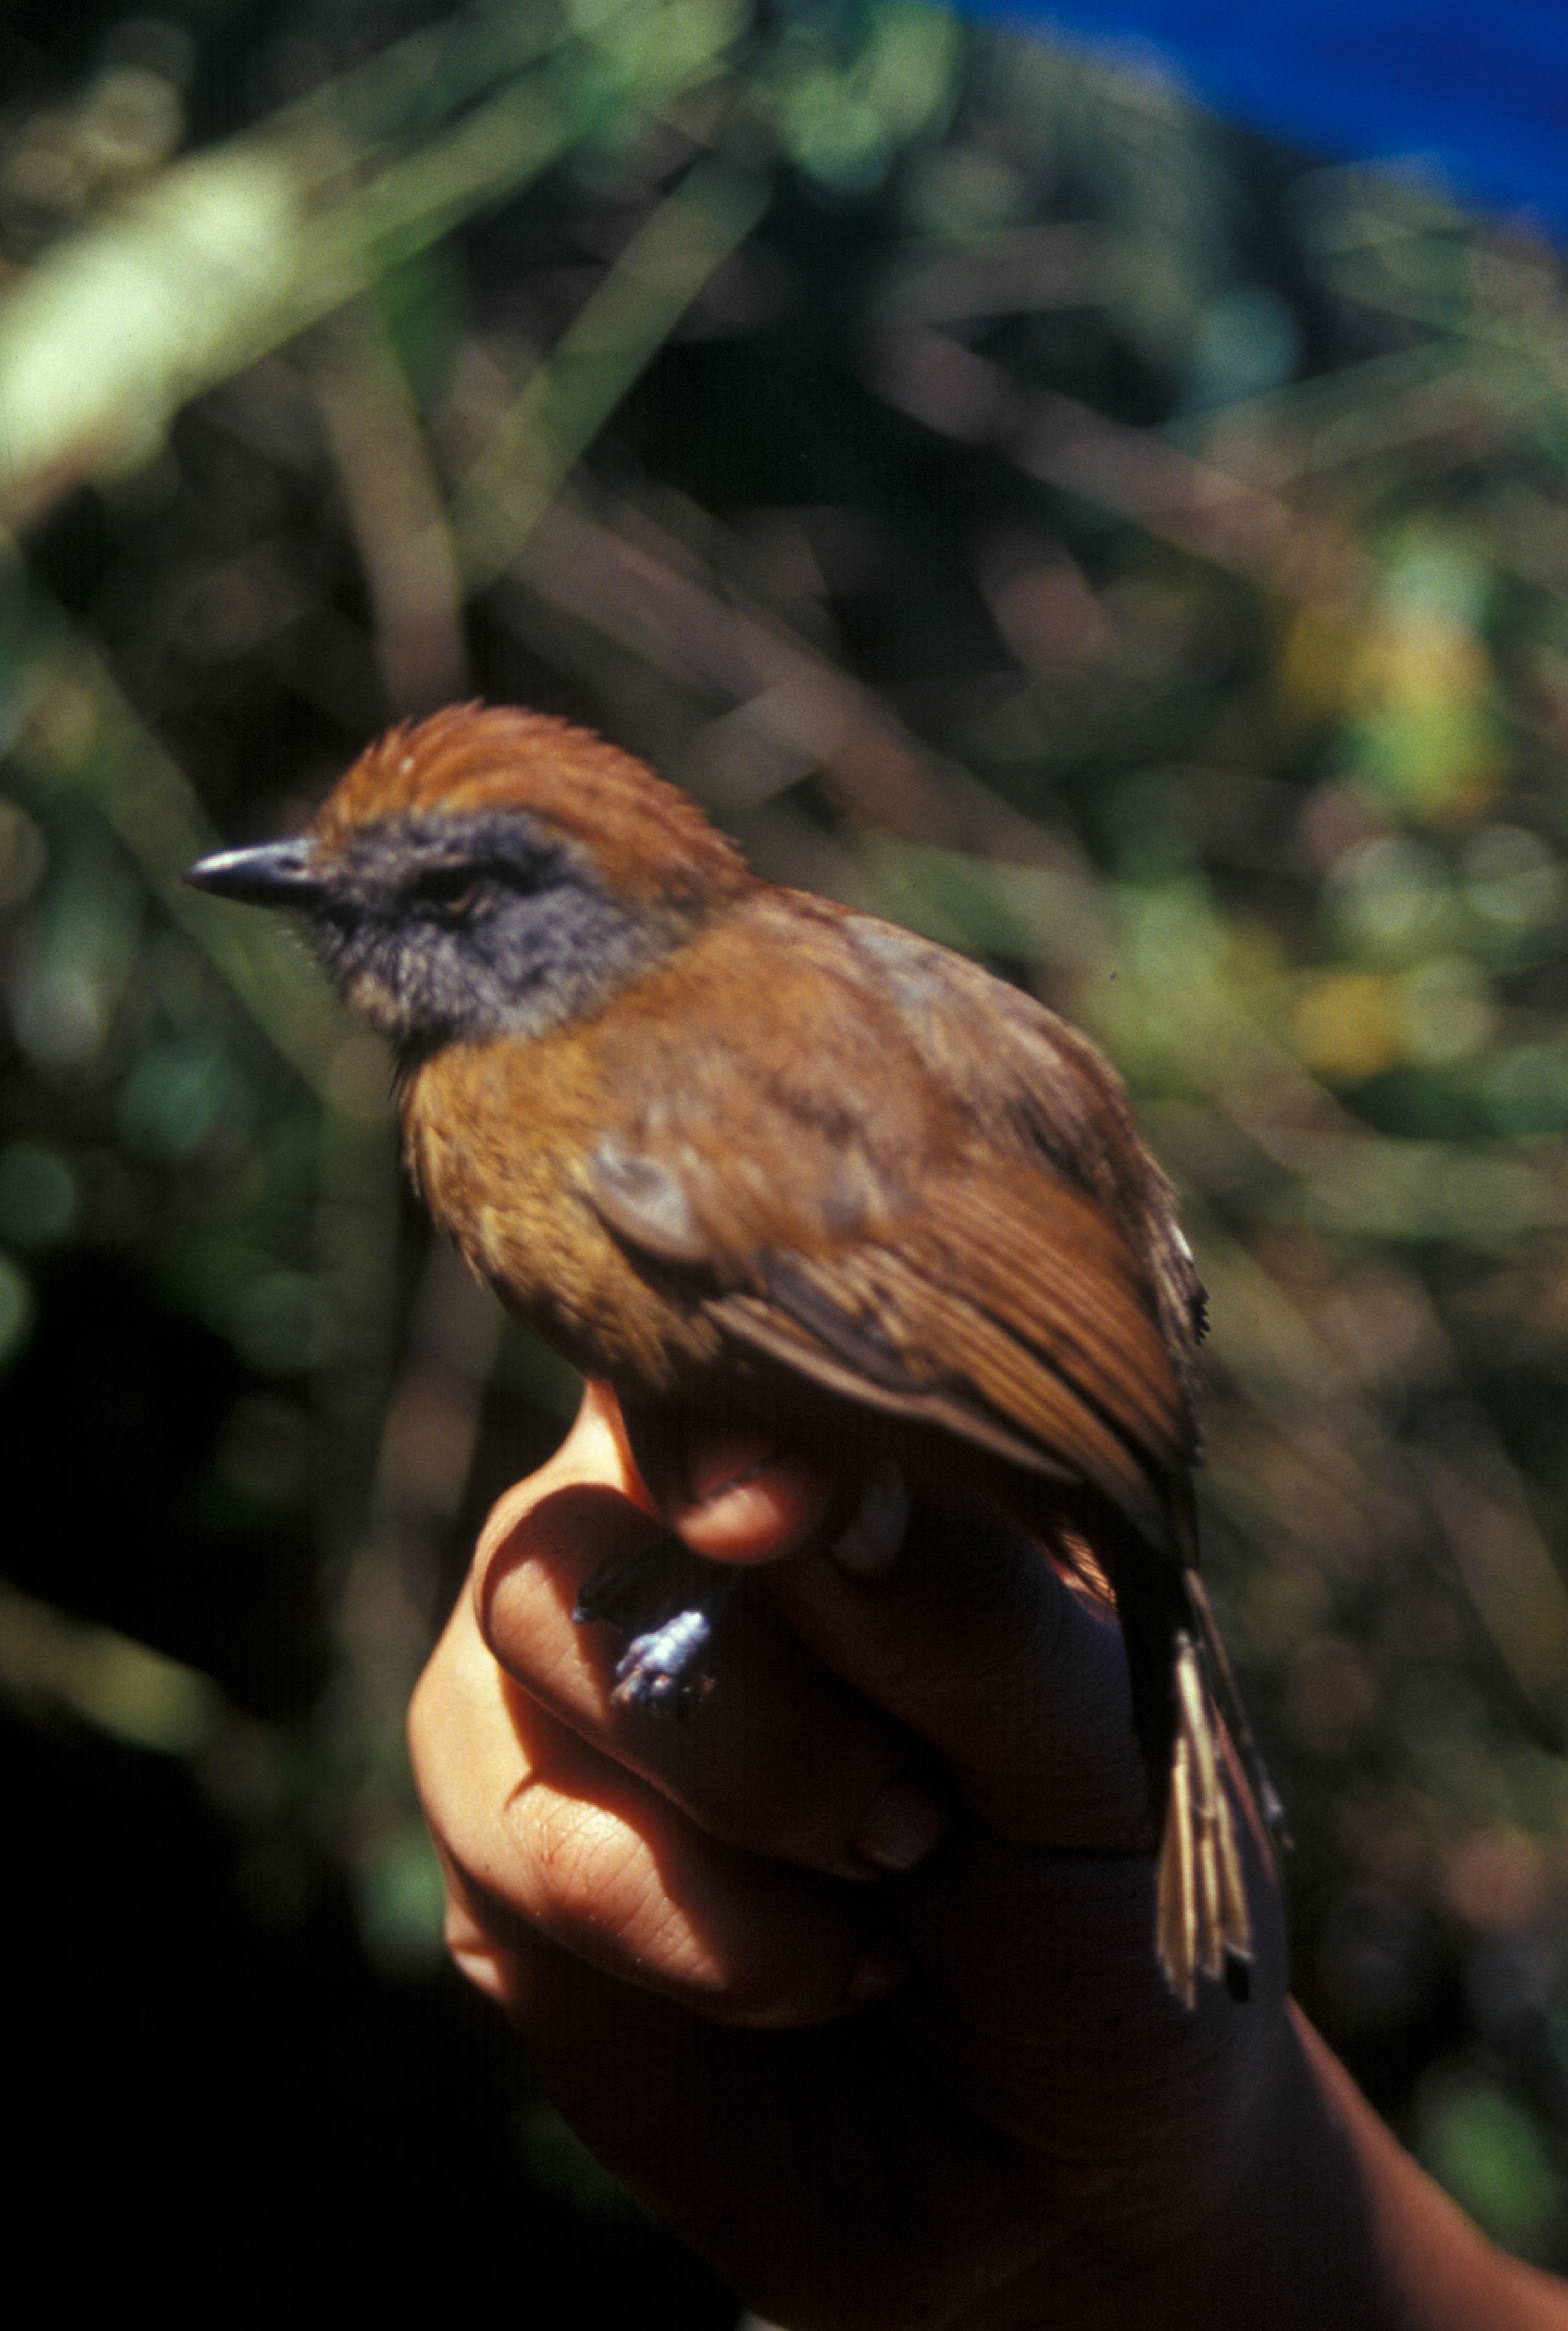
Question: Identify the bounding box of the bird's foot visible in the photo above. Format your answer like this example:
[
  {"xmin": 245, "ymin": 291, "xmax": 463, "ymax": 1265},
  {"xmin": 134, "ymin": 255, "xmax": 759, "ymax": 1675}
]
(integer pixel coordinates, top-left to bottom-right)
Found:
[
  {"xmin": 574, "ymin": 1531, "xmax": 737, "ymax": 1720},
  {"xmin": 611, "ymin": 1609, "xmax": 717, "ymax": 1716}
]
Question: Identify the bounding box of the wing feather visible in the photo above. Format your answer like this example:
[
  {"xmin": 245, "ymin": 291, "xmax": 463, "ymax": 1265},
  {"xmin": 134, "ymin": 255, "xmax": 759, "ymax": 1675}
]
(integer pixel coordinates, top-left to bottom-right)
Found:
[
  {"xmin": 840, "ymin": 910, "xmax": 1205, "ymax": 1389},
  {"xmin": 586, "ymin": 1132, "xmax": 1182, "ymax": 1550}
]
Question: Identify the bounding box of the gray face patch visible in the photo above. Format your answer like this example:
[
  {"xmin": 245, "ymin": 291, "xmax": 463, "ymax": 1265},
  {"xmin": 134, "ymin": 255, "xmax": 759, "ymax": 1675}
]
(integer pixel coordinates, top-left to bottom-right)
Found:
[{"xmin": 305, "ymin": 810, "xmax": 671, "ymax": 1052}]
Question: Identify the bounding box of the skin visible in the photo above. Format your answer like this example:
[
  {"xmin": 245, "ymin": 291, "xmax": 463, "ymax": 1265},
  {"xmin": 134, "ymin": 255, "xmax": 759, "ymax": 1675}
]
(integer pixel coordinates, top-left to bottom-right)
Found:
[{"xmin": 410, "ymin": 1386, "xmax": 1568, "ymax": 2331}]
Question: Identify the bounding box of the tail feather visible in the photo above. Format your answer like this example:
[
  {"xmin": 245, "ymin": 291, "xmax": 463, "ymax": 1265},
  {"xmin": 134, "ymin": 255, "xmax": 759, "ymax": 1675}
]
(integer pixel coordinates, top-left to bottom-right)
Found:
[
  {"xmin": 1046, "ymin": 1486, "xmax": 1273, "ymax": 2009},
  {"xmin": 1185, "ymin": 1571, "xmax": 1290, "ymax": 1843},
  {"xmin": 1156, "ymin": 1630, "xmax": 1253, "ymax": 2007}
]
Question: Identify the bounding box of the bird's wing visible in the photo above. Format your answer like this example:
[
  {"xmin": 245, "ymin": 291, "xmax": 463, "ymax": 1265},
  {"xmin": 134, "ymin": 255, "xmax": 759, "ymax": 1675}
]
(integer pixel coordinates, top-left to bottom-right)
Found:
[
  {"xmin": 835, "ymin": 910, "xmax": 1206, "ymax": 1380},
  {"xmin": 583, "ymin": 1104, "xmax": 1185, "ymax": 1554}
]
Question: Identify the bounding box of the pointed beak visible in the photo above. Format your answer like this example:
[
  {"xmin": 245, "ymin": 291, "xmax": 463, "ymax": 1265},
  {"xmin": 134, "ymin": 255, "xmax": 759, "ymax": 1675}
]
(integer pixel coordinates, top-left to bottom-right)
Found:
[{"xmin": 183, "ymin": 839, "xmax": 326, "ymax": 910}]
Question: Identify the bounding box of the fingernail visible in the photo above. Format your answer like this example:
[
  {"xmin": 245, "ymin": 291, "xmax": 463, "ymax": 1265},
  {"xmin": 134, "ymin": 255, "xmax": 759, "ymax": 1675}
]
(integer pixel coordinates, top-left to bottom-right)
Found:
[
  {"xmin": 831, "ymin": 1465, "xmax": 908, "ymax": 1577},
  {"xmin": 691, "ymin": 1458, "xmax": 772, "ymax": 1508},
  {"xmin": 844, "ymin": 1938, "xmax": 907, "ymax": 2008},
  {"xmin": 852, "ymin": 1774, "xmax": 952, "ymax": 1875}
]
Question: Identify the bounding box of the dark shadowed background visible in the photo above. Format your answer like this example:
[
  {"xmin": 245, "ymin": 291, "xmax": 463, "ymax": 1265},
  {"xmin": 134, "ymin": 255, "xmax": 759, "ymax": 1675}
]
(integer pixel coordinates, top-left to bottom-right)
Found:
[{"xmin": 5, "ymin": 0, "xmax": 1568, "ymax": 2310}]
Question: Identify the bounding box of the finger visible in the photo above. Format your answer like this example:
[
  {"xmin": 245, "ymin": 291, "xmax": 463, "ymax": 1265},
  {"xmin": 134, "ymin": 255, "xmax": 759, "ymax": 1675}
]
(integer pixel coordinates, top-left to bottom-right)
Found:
[
  {"xmin": 409, "ymin": 1587, "xmax": 904, "ymax": 2028},
  {"xmin": 671, "ymin": 1442, "xmax": 837, "ymax": 1565},
  {"xmin": 473, "ymin": 1376, "xmax": 657, "ymax": 1557},
  {"xmin": 616, "ymin": 1396, "xmax": 842, "ymax": 1567},
  {"xmin": 499, "ymin": 1381, "xmax": 839, "ymax": 1567},
  {"xmin": 473, "ymin": 1450, "xmax": 953, "ymax": 1886},
  {"xmin": 768, "ymin": 1482, "xmax": 1152, "ymax": 1853}
]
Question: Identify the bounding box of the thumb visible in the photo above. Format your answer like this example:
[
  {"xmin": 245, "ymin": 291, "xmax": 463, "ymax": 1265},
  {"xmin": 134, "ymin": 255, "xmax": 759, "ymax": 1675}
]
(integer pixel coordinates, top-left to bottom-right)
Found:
[
  {"xmin": 509, "ymin": 1380, "xmax": 841, "ymax": 1569},
  {"xmin": 474, "ymin": 1379, "xmax": 654, "ymax": 1571}
]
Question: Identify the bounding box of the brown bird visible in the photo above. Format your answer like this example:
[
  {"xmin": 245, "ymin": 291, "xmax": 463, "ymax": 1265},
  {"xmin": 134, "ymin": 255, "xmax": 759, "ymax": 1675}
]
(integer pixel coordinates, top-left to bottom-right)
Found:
[{"xmin": 186, "ymin": 702, "xmax": 1274, "ymax": 2003}]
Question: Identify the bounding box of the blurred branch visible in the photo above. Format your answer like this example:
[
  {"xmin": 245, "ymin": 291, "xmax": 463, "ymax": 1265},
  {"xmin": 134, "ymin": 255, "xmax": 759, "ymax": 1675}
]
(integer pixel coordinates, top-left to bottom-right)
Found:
[
  {"xmin": 868, "ymin": 322, "xmax": 1369, "ymax": 606},
  {"xmin": 497, "ymin": 484, "xmax": 1077, "ymax": 858},
  {"xmin": 328, "ymin": 1240, "xmax": 507, "ymax": 1938},
  {"xmin": 1264, "ymin": 1130, "xmax": 1568, "ymax": 1242},
  {"xmin": 853, "ymin": 837, "xmax": 1110, "ymax": 968},
  {"xmin": 1191, "ymin": 344, "xmax": 1550, "ymax": 489},
  {"xmin": 5, "ymin": 572, "xmax": 350, "ymax": 1094},
  {"xmin": 312, "ymin": 302, "xmax": 469, "ymax": 715},
  {"xmin": 1420, "ymin": 1421, "xmax": 1568, "ymax": 1720},
  {"xmin": 1322, "ymin": 239, "xmax": 1567, "ymax": 362},
  {"xmin": 0, "ymin": 1573, "xmax": 234, "ymax": 1757},
  {"xmin": 451, "ymin": 152, "xmax": 769, "ymax": 581},
  {"xmin": 337, "ymin": 1239, "xmax": 506, "ymax": 1722},
  {"xmin": 868, "ymin": 221, "xmax": 1101, "ymax": 328}
]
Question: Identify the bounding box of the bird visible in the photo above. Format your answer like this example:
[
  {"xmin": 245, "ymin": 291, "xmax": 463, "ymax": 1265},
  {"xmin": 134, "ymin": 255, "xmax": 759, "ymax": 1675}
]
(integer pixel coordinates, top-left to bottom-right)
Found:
[{"xmin": 186, "ymin": 701, "xmax": 1274, "ymax": 2004}]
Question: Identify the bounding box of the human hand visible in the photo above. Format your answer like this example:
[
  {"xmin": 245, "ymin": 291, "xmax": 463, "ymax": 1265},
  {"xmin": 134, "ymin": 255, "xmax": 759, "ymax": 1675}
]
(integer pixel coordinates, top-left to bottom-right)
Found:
[{"xmin": 409, "ymin": 1382, "xmax": 1312, "ymax": 2330}]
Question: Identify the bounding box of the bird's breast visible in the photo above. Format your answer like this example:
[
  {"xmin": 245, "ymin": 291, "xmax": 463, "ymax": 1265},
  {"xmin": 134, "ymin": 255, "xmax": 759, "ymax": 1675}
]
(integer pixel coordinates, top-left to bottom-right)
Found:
[{"xmin": 399, "ymin": 1032, "xmax": 725, "ymax": 1392}]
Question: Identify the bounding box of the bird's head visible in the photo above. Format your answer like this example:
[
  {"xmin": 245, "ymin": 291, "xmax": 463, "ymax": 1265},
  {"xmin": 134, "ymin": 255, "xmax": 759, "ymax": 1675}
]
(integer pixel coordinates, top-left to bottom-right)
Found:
[{"xmin": 185, "ymin": 705, "xmax": 754, "ymax": 1055}]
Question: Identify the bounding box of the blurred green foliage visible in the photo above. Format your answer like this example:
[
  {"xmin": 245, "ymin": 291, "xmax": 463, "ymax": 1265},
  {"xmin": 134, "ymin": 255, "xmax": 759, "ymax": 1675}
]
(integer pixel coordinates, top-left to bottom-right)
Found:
[{"xmin": 6, "ymin": 0, "xmax": 1568, "ymax": 2297}]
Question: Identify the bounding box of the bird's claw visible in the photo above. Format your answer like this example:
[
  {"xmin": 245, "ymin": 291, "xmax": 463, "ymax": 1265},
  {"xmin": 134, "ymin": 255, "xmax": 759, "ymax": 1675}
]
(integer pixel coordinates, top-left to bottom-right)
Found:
[
  {"xmin": 575, "ymin": 1532, "xmax": 735, "ymax": 1717},
  {"xmin": 610, "ymin": 1608, "xmax": 715, "ymax": 1717}
]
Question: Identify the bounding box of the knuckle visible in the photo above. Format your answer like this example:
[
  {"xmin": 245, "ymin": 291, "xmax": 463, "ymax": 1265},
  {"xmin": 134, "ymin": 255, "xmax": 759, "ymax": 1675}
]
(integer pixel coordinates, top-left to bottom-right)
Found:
[
  {"xmin": 673, "ymin": 1767, "xmax": 814, "ymax": 1860},
  {"xmin": 508, "ymin": 1788, "xmax": 855, "ymax": 2024},
  {"xmin": 644, "ymin": 1741, "xmax": 880, "ymax": 1880},
  {"xmin": 524, "ymin": 1794, "xmax": 629, "ymax": 1925}
]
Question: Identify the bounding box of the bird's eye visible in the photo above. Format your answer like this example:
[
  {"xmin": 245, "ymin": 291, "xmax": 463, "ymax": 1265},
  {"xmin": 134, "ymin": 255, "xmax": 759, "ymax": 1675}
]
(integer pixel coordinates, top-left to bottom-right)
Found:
[{"xmin": 408, "ymin": 864, "xmax": 495, "ymax": 920}]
